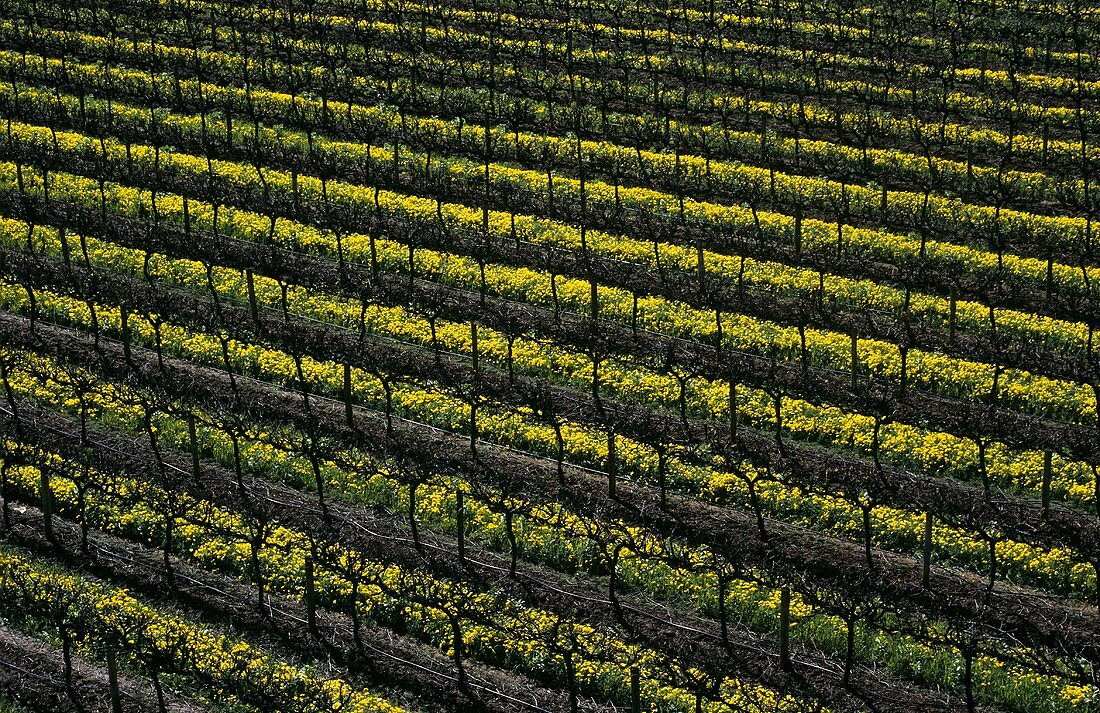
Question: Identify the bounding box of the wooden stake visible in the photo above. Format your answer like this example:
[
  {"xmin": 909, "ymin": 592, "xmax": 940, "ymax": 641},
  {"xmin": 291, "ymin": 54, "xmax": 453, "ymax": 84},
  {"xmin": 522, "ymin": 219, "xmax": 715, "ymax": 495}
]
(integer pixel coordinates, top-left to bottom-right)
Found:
[
  {"xmin": 304, "ymin": 554, "xmax": 317, "ymax": 634},
  {"xmin": 729, "ymin": 381, "xmax": 737, "ymax": 440},
  {"xmin": 471, "ymin": 322, "xmax": 479, "ymax": 375},
  {"xmin": 1042, "ymin": 450, "xmax": 1053, "ymax": 517},
  {"xmin": 793, "ymin": 203, "xmax": 802, "ymax": 255},
  {"xmin": 607, "ymin": 430, "xmax": 617, "ymax": 499},
  {"xmin": 566, "ymin": 652, "xmax": 578, "ymax": 713},
  {"xmin": 107, "ymin": 647, "xmax": 122, "ymax": 713},
  {"xmin": 696, "ymin": 241, "xmax": 705, "ymax": 291},
  {"xmin": 630, "ymin": 666, "xmax": 642, "ymax": 713},
  {"xmin": 922, "ymin": 511, "xmax": 933, "ymax": 589},
  {"xmin": 188, "ymin": 413, "xmax": 201, "ymax": 481},
  {"xmin": 343, "ymin": 363, "xmax": 354, "ymax": 428},
  {"xmin": 246, "ymin": 269, "xmax": 258, "ymax": 322},
  {"xmin": 949, "ymin": 292, "xmax": 957, "ymax": 344},
  {"xmin": 40, "ymin": 467, "xmax": 53, "ymax": 542},
  {"xmin": 120, "ymin": 306, "xmax": 132, "ymax": 364},
  {"xmin": 850, "ymin": 333, "xmax": 859, "ymax": 390},
  {"xmin": 456, "ymin": 487, "xmax": 465, "ymax": 565},
  {"xmin": 779, "ymin": 586, "xmax": 793, "ymax": 672}
]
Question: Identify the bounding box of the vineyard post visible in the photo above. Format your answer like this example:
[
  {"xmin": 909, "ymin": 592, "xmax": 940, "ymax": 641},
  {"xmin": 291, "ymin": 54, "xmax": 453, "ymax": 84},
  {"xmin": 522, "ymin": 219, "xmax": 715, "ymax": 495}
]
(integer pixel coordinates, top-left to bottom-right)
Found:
[
  {"xmin": 0, "ymin": 461, "xmax": 9, "ymax": 531},
  {"xmin": 456, "ymin": 485, "xmax": 465, "ymax": 565},
  {"xmin": 505, "ymin": 329, "xmax": 517, "ymax": 383},
  {"xmin": 1093, "ymin": 463, "xmax": 1100, "ymax": 525},
  {"xmin": 106, "ymin": 646, "xmax": 123, "ymax": 713},
  {"xmin": 470, "ymin": 326, "xmax": 479, "ymax": 459},
  {"xmin": 0, "ymin": 355, "xmax": 21, "ymax": 437},
  {"xmin": 566, "ymin": 651, "xmax": 578, "ymax": 713},
  {"xmin": 653, "ymin": 237, "xmax": 666, "ymax": 288},
  {"xmin": 772, "ymin": 389, "xmax": 783, "ymax": 447},
  {"xmin": 986, "ymin": 532, "xmax": 999, "ymax": 597},
  {"xmin": 554, "ymin": 417, "xmax": 565, "ymax": 486},
  {"xmin": 850, "ymin": 333, "xmax": 859, "ymax": 390},
  {"xmin": 592, "ymin": 354, "xmax": 602, "ymax": 411},
  {"xmin": 59, "ymin": 226, "xmax": 70, "ymax": 269},
  {"xmin": 836, "ymin": 208, "xmax": 846, "ymax": 257},
  {"xmin": 224, "ymin": 102, "xmax": 232, "ymax": 149},
  {"xmin": 716, "ymin": 563, "xmax": 729, "ymax": 648},
  {"xmin": 696, "ymin": 240, "xmax": 705, "ymax": 293},
  {"xmin": 188, "ymin": 412, "xmax": 201, "ymax": 481},
  {"xmin": 550, "ymin": 270, "xmax": 560, "ymax": 323},
  {"xmin": 590, "ymin": 278, "xmax": 599, "ymax": 321},
  {"xmin": 334, "ymin": 229, "xmax": 348, "ymax": 287},
  {"xmin": 428, "ymin": 313, "xmax": 442, "ymax": 365},
  {"xmin": 779, "ymin": 585, "xmax": 792, "ymax": 672},
  {"xmin": 858, "ymin": 492, "xmax": 875, "ymax": 572},
  {"xmin": 246, "ymin": 269, "xmax": 258, "ymax": 322},
  {"xmin": 607, "ymin": 428, "xmax": 617, "ymax": 498},
  {"xmin": 798, "ymin": 323, "xmax": 808, "ymax": 374},
  {"xmin": 922, "ymin": 511, "xmax": 933, "ymax": 589},
  {"xmin": 577, "ymin": 131, "xmax": 587, "ymax": 233},
  {"xmin": 120, "ymin": 304, "xmax": 132, "ymax": 365},
  {"xmin": 964, "ymin": 646, "xmax": 975, "ymax": 713},
  {"xmin": 793, "ymin": 203, "xmax": 802, "ymax": 255},
  {"xmin": 949, "ymin": 291, "xmax": 957, "ymax": 344},
  {"xmin": 977, "ymin": 438, "xmax": 990, "ymax": 499},
  {"xmin": 343, "ymin": 362, "xmax": 354, "ymax": 428},
  {"xmin": 291, "ymin": 168, "xmax": 300, "ymax": 214},
  {"xmin": 1041, "ymin": 450, "xmax": 1053, "ymax": 517},
  {"xmin": 546, "ymin": 164, "xmax": 555, "ymax": 212},
  {"xmin": 631, "ymin": 292, "xmax": 639, "ymax": 336},
  {"xmin": 899, "ymin": 344, "xmax": 909, "ymax": 396},
  {"xmin": 657, "ymin": 446, "xmax": 667, "ymax": 509},
  {"xmin": 729, "ymin": 381, "xmax": 737, "ymax": 440},
  {"xmin": 630, "ymin": 666, "xmax": 642, "ymax": 713},
  {"xmin": 872, "ymin": 416, "xmax": 883, "ymax": 472},
  {"xmin": 368, "ymin": 217, "xmax": 379, "ymax": 281},
  {"xmin": 1046, "ymin": 251, "xmax": 1055, "ymax": 298},
  {"xmin": 305, "ymin": 551, "xmax": 318, "ymax": 635},
  {"xmin": 409, "ymin": 477, "xmax": 422, "ymax": 554},
  {"xmin": 39, "ymin": 465, "xmax": 53, "ymax": 542}
]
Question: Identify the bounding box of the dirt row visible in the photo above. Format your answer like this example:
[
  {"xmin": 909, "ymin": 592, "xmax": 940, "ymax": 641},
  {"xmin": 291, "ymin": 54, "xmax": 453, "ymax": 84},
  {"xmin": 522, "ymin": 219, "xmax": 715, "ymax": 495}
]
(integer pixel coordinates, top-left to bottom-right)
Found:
[
  {"xmin": 2, "ymin": 311, "xmax": 1097, "ymax": 682},
  {"xmin": 8, "ymin": 23, "xmax": 1100, "ymax": 271},
  {"xmin": 0, "ymin": 497, "xmax": 567, "ymax": 713},
  {"xmin": 0, "ymin": 620, "xmax": 183, "ymax": 713},
  {"xmin": 22, "ymin": 0, "xmax": 1093, "ymax": 150},
  {"xmin": 2, "ymin": 391, "xmax": 971, "ymax": 713},
  {"xmin": 7, "ymin": 83, "xmax": 1099, "ymax": 340},
  {"xmin": 9, "ymin": 140, "xmax": 1100, "ymax": 461},
  {"xmin": 5, "ymin": 6, "xmax": 1090, "ymax": 198},
  {"xmin": 54, "ymin": 0, "xmax": 1100, "ymax": 93},
  {"xmin": 4, "ymin": 200, "xmax": 1098, "ymax": 564}
]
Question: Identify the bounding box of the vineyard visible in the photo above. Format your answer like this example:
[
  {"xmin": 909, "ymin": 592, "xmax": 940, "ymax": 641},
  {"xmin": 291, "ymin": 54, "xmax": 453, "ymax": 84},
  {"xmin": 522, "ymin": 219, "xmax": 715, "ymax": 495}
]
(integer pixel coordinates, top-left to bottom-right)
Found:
[{"xmin": 0, "ymin": 0, "xmax": 1096, "ymax": 711}]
